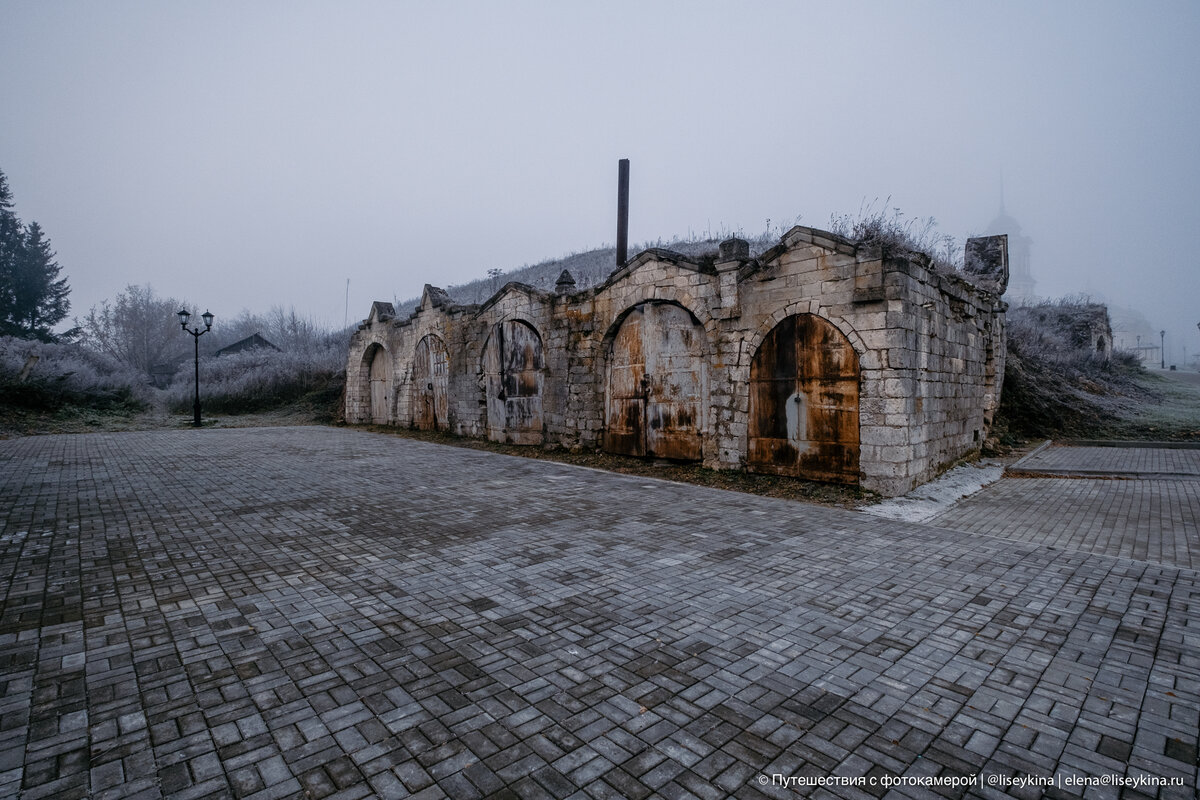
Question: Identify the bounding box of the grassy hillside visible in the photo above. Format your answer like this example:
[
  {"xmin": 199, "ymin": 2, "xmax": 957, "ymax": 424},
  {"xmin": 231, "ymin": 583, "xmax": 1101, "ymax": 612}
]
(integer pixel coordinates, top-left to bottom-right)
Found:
[
  {"xmin": 395, "ymin": 233, "xmax": 780, "ymax": 313},
  {"xmin": 991, "ymin": 301, "xmax": 1196, "ymax": 443}
]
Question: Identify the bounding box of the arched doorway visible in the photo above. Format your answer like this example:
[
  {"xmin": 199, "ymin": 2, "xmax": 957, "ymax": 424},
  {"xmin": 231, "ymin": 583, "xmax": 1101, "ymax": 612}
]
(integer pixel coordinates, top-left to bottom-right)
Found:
[
  {"xmin": 748, "ymin": 314, "xmax": 859, "ymax": 483},
  {"xmin": 483, "ymin": 320, "xmax": 544, "ymax": 444},
  {"xmin": 365, "ymin": 344, "xmax": 390, "ymax": 424},
  {"xmin": 413, "ymin": 334, "xmax": 449, "ymax": 430},
  {"xmin": 604, "ymin": 302, "xmax": 705, "ymax": 460}
]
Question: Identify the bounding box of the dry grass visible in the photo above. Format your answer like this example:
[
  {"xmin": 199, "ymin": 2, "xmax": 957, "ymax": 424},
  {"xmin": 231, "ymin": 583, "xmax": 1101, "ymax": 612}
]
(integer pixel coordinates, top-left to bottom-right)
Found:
[
  {"xmin": 0, "ymin": 403, "xmax": 332, "ymax": 438},
  {"xmin": 827, "ymin": 201, "xmax": 959, "ymax": 272}
]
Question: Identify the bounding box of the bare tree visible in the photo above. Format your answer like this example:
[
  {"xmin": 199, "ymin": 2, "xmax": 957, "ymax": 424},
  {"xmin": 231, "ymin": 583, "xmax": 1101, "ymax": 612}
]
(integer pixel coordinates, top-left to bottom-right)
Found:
[
  {"xmin": 77, "ymin": 284, "xmax": 190, "ymax": 375},
  {"xmin": 264, "ymin": 305, "xmax": 321, "ymax": 352}
]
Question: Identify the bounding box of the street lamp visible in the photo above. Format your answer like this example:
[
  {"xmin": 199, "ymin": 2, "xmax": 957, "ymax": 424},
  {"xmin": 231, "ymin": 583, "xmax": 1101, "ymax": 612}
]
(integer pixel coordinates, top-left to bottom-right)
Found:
[
  {"xmin": 1160, "ymin": 329, "xmax": 1166, "ymax": 369},
  {"xmin": 178, "ymin": 309, "xmax": 214, "ymax": 427}
]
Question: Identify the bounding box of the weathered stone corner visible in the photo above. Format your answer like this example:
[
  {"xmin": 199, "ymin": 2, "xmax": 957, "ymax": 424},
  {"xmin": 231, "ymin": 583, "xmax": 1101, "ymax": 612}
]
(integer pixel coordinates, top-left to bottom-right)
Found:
[{"xmin": 964, "ymin": 234, "xmax": 1010, "ymax": 294}]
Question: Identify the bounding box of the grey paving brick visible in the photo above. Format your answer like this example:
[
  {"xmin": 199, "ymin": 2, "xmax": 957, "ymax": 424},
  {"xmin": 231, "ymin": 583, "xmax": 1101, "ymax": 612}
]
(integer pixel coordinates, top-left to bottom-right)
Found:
[{"xmin": 0, "ymin": 428, "xmax": 1195, "ymax": 799}]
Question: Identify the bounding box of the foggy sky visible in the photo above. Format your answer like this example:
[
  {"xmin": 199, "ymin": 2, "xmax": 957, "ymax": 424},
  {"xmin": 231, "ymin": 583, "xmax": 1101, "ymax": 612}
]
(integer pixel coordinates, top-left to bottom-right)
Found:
[{"xmin": 3, "ymin": 1, "xmax": 1198, "ymax": 362}]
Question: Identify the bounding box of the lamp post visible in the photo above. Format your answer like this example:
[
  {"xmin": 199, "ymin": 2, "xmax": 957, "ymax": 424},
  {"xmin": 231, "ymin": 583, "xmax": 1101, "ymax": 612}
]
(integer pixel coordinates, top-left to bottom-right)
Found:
[
  {"xmin": 1160, "ymin": 329, "xmax": 1166, "ymax": 369},
  {"xmin": 178, "ymin": 309, "xmax": 214, "ymax": 427}
]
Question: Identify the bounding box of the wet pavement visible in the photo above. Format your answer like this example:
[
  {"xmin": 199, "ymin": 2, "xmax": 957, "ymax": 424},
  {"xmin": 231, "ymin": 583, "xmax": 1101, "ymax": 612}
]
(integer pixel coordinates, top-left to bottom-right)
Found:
[
  {"xmin": 1006, "ymin": 444, "xmax": 1200, "ymax": 480},
  {"xmin": 1, "ymin": 428, "xmax": 1197, "ymax": 799},
  {"xmin": 931, "ymin": 444, "xmax": 1200, "ymax": 570}
]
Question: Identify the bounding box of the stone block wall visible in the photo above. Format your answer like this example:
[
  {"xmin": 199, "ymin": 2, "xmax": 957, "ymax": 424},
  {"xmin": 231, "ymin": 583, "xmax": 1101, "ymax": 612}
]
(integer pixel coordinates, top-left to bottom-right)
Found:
[{"xmin": 346, "ymin": 225, "xmax": 1007, "ymax": 497}]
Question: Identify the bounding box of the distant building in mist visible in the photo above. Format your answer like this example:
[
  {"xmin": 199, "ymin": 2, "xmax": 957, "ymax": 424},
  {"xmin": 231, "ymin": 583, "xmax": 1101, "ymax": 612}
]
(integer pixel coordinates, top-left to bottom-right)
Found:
[
  {"xmin": 215, "ymin": 332, "xmax": 281, "ymax": 357},
  {"xmin": 1109, "ymin": 305, "xmax": 1162, "ymax": 366},
  {"xmin": 984, "ymin": 206, "xmax": 1035, "ymax": 305}
]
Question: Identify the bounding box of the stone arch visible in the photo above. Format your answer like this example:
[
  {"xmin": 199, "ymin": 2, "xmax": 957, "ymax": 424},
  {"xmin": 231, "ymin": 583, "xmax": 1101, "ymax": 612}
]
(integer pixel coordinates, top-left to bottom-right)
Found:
[
  {"xmin": 599, "ymin": 284, "xmax": 719, "ymax": 348},
  {"xmin": 412, "ymin": 334, "xmax": 449, "ymax": 430},
  {"xmin": 602, "ymin": 300, "xmax": 707, "ymax": 461},
  {"xmin": 362, "ymin": 343, "xmax": 391, "ymax": 424},
  {"xmin": 744, "ymin": 301, "xmax": 867, "ymax": 364},
  {"xmin": 747, "ymin": 313, "xmax": 860, "ymax": 484},
  {"xmin": 481, "ymin": 319, "xmax": 545, "ymax": 444}
]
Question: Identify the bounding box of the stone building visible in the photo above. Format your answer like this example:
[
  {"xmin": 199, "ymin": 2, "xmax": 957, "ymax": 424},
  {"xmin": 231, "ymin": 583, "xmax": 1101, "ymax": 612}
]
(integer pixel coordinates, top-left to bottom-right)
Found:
[
  {"xmin": 215, "ymin": 332, "xmax": 281, "ymax": 357},
  {"xmin": 346, "ymin": 226, "xmax": 1009, "ymax": 497},
  {"xmin": 1012, "ymin": 301, "xmax": 1114, "ymax": 361}
]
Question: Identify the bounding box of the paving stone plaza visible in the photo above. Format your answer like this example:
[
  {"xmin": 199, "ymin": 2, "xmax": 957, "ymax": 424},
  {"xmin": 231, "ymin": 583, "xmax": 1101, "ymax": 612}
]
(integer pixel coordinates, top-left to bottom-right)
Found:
[{"xmin": 1, "ymin": 428, "xmax": 1197, "ymax": 799}]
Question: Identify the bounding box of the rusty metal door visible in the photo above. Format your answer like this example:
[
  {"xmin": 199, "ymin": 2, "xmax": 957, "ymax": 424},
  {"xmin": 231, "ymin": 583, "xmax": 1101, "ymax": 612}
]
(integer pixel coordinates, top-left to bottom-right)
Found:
[
  {"xmin": 483, "ymin": 320, "xmax": 544, "ymax": 444},
  {"xmin": 368, "ymin": 346, "xmax": 389, "ymax": 424},
  {"xmin": 748, "ymin": 314, "xmax": 859, "ymax": 483},
  {"xmin": 413, "ymin": 334, "xmax": 449, "ymax": 430},
  {"xmin": 604, "ymin": 303, "xmax": 704, "ymax": 460}
]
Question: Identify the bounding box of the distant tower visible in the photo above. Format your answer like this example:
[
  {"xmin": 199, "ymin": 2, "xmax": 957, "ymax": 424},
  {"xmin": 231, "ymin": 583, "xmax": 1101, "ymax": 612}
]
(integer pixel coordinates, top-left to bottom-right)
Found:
[{"xmin": 984, "ymin": 203, "xmax": 1035, "ymax": 305}]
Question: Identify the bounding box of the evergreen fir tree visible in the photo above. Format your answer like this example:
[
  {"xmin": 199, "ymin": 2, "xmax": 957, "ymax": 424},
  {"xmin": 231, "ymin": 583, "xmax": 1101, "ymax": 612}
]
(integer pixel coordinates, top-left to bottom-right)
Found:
[
  {"xmin": 0, "ymin": 171, "xmax": 21, "ymax": 332},
  {"xmin": 0, "ymin": 168, "xmax": 72, "ymax": 340},
  {"xmin": 12, "ymin": 222, "xmax": 71, "ymax": 340}
]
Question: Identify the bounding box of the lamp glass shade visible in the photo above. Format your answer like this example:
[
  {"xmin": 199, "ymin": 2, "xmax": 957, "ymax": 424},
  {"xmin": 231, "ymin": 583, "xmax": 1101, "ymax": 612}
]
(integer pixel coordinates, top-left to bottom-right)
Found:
[
  {"xmin": 177, "ymin": 309, "xmax": 191, "ymax": 326},
  {"xmin": 202, "ymin": 310, "xmax": 214, "ymax": 329}
]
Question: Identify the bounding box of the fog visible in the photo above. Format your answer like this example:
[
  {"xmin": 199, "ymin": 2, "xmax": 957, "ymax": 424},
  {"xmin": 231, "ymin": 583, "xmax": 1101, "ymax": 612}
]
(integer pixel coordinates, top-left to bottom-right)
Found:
[{"xmin": 3, "ymin": 1, "xmax": 1198, "ymax": 364}]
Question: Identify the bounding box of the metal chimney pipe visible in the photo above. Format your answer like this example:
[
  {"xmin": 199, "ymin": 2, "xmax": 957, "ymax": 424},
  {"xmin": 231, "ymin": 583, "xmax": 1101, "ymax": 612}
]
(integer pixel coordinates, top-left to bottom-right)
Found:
[{"xmin": 617, "ymin": 159, "xmax": 629, "ymax": 268}]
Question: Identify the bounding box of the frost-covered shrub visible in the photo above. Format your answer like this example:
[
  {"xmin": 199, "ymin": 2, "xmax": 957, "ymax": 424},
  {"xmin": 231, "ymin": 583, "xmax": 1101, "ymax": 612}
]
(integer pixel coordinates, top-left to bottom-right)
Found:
[
  {"xmin": 0, "ymin": 336, "xmax": 149, "ymax": 410},
  {"xmin": 828, "ymin": 201, "xmax": 960, "ymax": 273},
  {"xmin": 165, "ymin": 343, "xmax": 346, "ymax": 415}
]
